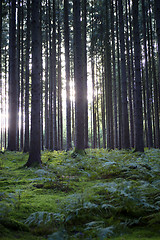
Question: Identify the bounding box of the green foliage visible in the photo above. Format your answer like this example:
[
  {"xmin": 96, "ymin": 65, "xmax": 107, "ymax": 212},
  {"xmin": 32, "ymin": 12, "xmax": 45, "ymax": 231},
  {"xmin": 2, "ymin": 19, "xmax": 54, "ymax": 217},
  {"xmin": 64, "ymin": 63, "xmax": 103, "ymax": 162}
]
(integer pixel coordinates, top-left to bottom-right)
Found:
[{"xmin": 0, "ymin": 149, "xmax": 160, "ymax": 239}]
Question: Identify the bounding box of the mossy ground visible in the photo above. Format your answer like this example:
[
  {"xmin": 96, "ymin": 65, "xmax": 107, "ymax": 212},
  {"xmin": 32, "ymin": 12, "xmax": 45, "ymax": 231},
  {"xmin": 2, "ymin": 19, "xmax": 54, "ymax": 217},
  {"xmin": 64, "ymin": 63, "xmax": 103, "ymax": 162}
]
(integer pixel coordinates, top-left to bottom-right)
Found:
[{"xmin": 0, "ymin": 149, "xmax": 160, "ymax": 239}]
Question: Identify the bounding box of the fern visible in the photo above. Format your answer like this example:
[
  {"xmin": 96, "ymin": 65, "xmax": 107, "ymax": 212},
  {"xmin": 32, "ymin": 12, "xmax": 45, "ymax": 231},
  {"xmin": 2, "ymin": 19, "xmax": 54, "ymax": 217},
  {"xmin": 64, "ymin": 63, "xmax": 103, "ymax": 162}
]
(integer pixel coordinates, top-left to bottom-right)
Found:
[
  {"xmin": 25, "ymin": 212, "xmax": 64, "ymax": 227},
  {"xmin": 48, "ymin": 228, "xmax": 68, "ymax": 240},
  {"xmin": 98, "ymin": 226, "xmax": 114, "ymax": 239}
]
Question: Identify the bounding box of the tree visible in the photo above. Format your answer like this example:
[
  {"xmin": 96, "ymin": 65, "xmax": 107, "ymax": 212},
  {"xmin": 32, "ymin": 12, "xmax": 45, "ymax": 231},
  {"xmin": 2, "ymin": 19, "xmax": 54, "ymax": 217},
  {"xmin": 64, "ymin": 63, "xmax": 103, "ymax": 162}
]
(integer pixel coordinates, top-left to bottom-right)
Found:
[
  {"xmin": 154, "ymin": 0, "xmax": 160, "ymax": 87},
  {"xmin": 8, "ymin": 0, "xmax": 18, "ymax": 151},
  {"xmin": 0, "ymin": 0, "xmax": 2, "ymax": 148},
  {"xmin": 24, "ymin": 0, "xmax": 30, "ymax": 153},
  {"xmin": 82, "ymin": 0, "xmax": 88, "ymax": 148},
  {"xmin": 73, "ymin": 0, "xmax": 85, "ymax": 153},
  {"xmin": 45, "ymin": 0, "xmax": 49, "ymax": 150},
  {"xmin": 118, "ymin": 0, "xmax": 130, "ymax": 149},
  {"xmin": 20, "ymin": 0, "xmax": 24, "ymax": 151},
  {"xmin": 25, "ymin": 0, "xmax": 41, "ymax": 166},
  {"xmin": 105, "ymin": 0, "xmax": 114, "ymax": 149},
  {"xmin": 64, "ymin": 0, "xmax": 72, "ymax": 150},
  {"xmin": 52, "ymin": 0, "xmax": 57, "ymax": 150},
  {"xmin": 111, "ymin": 0, "xmax": 118, "ymax": 148},
  {"xmin": 142, "ymin": 0, "xmax": 153, "ymax": 148},
  {"xmin": 133, "ymin": 0, "xmax": 144, "ymax": 152}
]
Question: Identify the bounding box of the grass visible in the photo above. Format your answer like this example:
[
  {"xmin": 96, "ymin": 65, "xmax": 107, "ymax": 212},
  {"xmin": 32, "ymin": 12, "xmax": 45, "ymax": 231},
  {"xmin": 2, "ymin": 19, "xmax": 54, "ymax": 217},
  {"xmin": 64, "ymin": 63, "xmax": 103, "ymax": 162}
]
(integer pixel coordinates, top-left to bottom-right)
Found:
[{"xmin": 0, "ymin": 148, "xmax": 160, "ymax": 239}]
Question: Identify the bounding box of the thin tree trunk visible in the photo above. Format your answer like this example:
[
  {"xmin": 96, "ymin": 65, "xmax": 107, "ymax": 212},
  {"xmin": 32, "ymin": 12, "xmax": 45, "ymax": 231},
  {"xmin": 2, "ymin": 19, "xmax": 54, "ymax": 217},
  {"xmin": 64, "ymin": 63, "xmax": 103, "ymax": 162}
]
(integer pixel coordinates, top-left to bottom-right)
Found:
[
  {"xmin": 8, "ymin": 0, "xmax": 18, "ymax": 151},
  {"xmin": 64, "ymin": 0, "xmax": 72, "ymax": 150},
  {"xmin": 125, "ymin": 0, "xmax": 134, "ymax": 148},
  {"xmin": 24, "ymin": 0, "xmax": 30, "ymax": 153},
  {"xmin": 102, "ymin": 64, "xmax": 106, "ymax": 149},
  {"xmin": 154, "ymin": 0, "xmax": 160, "ymax": 112},
  {"xmin": 4, "ymin": 48, "xmax": 7, "ymax": 149},
  {"xmin": 116, "ymin": 0, "xmax": 122, "ymax": 149},
  {"xmin": 52, "ymin": 0, "xmax": 57, "ymax": 150},
  {"xmin": 91, "ymin": 57, "xmax": 96, "ymax": 148},
  {"xmin": 57, "ymin": 0, "xmax": 63, "ymax": 150},
  {"xmin": 45, "ymin": 0, "xmax": 49, "ymax": 149},
  {"xmin": 20, "ymin": 0, "xmax": 24, "ymax": 151},
  {"xmin": 40, "ymin": 2, "xmax": 44, "ymax": 151},
  {"xmin": 111, "ymin": 0, "xmax": 118, "ymax": 148},
  {"xmin": 148, "ymin": 0, "xmax": 160, "ymax": 148},
  {"xmin": 0, "ymin": 0, "xmax": 2, "ymax": 149},
  {"xmin": 16, "ymin": 0, "xmax": 20, "ymax": 151},
  {"xmin": 82, "ymin": 0, "xmax": 88, "ymax": 149},
  {"xmin": 142, "ymin": 0, "xmax": 153, "ymax": 148},
  {"xmin": 105, "ymin": 0, "xmax": 114, "ymax": 149}
]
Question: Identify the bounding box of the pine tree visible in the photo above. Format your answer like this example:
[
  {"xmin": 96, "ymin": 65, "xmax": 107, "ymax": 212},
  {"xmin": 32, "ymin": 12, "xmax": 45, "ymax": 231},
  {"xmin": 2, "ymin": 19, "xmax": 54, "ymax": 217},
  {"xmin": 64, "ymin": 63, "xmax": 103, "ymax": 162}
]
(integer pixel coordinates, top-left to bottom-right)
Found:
[
  {"xmin": 73, "ymin": 0, "xmax": 85, "ymax": 153},
  {"xmin": 8, "ymin": 0, "xmax": 18, "ymax": 151},
  {"xmin": 25, "ymin": 0, "xmax": 41, "ymax": 166},
  {"xmin": 133, "ymin": 0, "xmax": 144, "ymax": 152}
]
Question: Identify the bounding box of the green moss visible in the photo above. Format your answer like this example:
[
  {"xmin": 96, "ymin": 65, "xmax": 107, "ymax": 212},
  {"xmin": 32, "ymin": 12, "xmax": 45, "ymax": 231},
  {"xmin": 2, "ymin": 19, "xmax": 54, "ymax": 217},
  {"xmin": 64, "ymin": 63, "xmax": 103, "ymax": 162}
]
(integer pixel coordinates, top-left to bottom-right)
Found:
[
  {"xmin": 0, "ymin": 218, "xmax": 29, "ymax": 232},
  {"xmin": 111, "ymin": 227, "xmax": 160, "ymax": 240},
  {"xmin": 1, "ymin": 149, "xmax": 160, "ymax": 239},
  {"xmin": 71, "ymin": 148, "xmax": 86, "ymax": 157}
]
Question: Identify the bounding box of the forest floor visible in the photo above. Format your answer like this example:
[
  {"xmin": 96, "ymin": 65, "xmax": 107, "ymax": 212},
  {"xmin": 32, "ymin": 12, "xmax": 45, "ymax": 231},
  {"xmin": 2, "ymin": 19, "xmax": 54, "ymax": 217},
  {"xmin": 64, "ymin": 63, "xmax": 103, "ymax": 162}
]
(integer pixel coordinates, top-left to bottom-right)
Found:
[{"xmin": 0, "ymin": 148, "xmax": 160, "ymax": 240}]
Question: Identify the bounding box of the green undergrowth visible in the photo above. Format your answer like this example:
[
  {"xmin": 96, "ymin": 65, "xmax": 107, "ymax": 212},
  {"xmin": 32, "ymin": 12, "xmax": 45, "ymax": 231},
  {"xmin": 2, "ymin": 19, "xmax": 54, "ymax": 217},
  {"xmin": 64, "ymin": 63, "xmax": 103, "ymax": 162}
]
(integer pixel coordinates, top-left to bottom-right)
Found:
[{"xmin": 0, "ymin": 148, "xmax": 160, "ymax": 239}]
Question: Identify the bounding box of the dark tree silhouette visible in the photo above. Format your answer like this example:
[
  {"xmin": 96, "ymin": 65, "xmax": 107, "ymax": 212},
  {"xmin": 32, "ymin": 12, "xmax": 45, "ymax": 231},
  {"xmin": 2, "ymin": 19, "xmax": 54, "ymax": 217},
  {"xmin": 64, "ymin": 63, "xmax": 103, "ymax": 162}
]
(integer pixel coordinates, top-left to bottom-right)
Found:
[
  {"xmin": 24, "ymin": 0, "xmax": 30, "ymax": 153},
  {"xmin": 25, "ymin": 0, "xmax": 41, "ymax": 166},
  {"xmin": 64, "ymin": 0, "xmax": 72, "ymax": 150},
  {"xmin": 133, "ymin": 0, "xmax": 144, "ymax": 152},
  {"xmin": 73, "ymin": 0, "xmax": 85, "ymax": 153},
  {"xmin": 8, "ymin": 0, "xmax": 18, "ymax": 151}
]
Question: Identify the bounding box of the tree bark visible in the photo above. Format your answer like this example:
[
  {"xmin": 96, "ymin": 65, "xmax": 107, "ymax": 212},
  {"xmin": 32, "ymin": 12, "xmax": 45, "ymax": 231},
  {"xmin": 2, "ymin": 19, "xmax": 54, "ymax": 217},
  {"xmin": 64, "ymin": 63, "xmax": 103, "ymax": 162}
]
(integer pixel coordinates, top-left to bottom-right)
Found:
[
  {"xmin": 64, "ymin": 0, "xmax": 72, "ymax": 150},
  {"xmin": 24, "ymin": 0, "xmax": 30, "ymax": 153},
  {"xmin": 133, "ymin": 0, "xmax": 144, "ymax": 152},
  {"xmin": 73, "ymin": 0, "xmax": 85, "ymax": 152},
  {"xmin": 8, "ymin": 0, "xmax": 18, "ymax": 151},
  {"xmin": 25, "ymin": 0, "xmax": 41, "ymax": 166},
  {"xmin": 118, "ymin": 0, "xmax": 130, "ymax": 149}
]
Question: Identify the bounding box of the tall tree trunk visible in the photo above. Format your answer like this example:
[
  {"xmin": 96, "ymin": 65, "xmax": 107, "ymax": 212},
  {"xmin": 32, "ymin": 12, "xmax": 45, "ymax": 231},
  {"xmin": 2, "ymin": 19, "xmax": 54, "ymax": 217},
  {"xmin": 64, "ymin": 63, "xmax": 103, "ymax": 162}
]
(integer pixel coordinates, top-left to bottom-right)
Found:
[
  {"xmin": 101, "ymin": 61, "xmax": 106, "ymax": 148},
  {"xmin": 148, "ymin": 0, "xmax": 160, "ymax": 148},
  {"xmin": 52, "ymin": 0, "xmax": 57, "ymax": 150},
  {"xmin": 48, "ymin": 0, "xmax": 53, "ymax": 150},
  {"xmin": 4, "ymin": 47, "xmax": 7, "ymax": 149},
  {"xmin": 25, "ymin": 0, "xmax": 41, "ymax": 166},
  {"xmin": 0, "ymin": 0, "xmax": 2, "ymax": 149},
  {"xmin": 73, "ymin": 0, "xmax": 85, "ymax": 152},
  {"xmin": 8, "ymin": 0, "xmax": 18, "ymax": 151},
  {"xmin": 154, "ymin": 0, "xmax": 160, "ymax": 109},
  {"xmin": 105, "ymin": 0, "xmax": 114, "ymax": 149},
  {"xmin": 142, "ymin": 0, "xmax": 153, "ymax": 148},
  {"xmin": 128, "ymin": 0, "xmax": 136, "ymax": 148},
  {"xmin": 16, "ymin": 0, "xmax": 20, "ymax": 151},
  {"xmin": 111, "ymin": 0, "xmax": 118, "ymax": 148},
  {"xmin": 91, "ymin": 57, "xmax": 96, "ymax": 148},
  {"xmin": 45, "ymin": 0, "xmax": 49, "ymax": 149},
  {"xmin": 133, "ymin": 0, "xmax": 144, "ymax": 152},
  {"xmin": 24, "ymin": 0, "xmax": 30, "ymax": 153},
  {"xmin": 125, "ymin": 0, "xmax": 134, "ymax": 148},
  {"xmin": 96, "ymin": 75, "xmax": 100, "ymax": 148},
  {"xmin": 57, "ymin": 0, "xmax": 63, "ymax": 150},
  {"xmin": 64, "ymin": 0, "xmax": 72, "ymax": 150},
  {"xmin": 40, "ymin": 2, "xmax": 44, "ymax": 151},
  {"xmin": 82, "ymin": 0, "xmax": 88, "ymax": 149},
  {"xmin": 20, "ymin": 0, "xmax": 24, "ymax": 151},
  {"xmin": 118, "ymin": 0, "xmax": 130, "ymax": 149},
  {"xmin": 116, "ymin": 0, "xmax": 122, "ymax": 149}
]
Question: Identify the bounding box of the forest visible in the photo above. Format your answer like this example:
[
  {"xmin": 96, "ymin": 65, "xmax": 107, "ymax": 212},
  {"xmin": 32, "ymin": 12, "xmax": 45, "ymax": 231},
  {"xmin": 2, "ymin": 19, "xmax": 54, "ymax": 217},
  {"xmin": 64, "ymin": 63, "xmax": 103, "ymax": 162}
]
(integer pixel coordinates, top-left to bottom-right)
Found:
[{"xmin": 0, "ymin": 0, "xmax": 160, "ymax": 239}]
